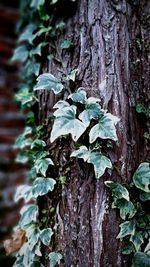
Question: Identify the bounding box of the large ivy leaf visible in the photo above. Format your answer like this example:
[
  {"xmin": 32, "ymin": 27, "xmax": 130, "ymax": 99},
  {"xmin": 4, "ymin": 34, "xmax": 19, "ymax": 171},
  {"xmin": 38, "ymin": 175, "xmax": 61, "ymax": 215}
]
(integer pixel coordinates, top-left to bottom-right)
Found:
[
  {"xmin": 15, "ymin": 185, "xmax": 32, "ymax": 203},
  {"xmin": 34, "ymin": 73, "xmax": 64, "ymax": 94},
  {"xmin": 26, "ymin": 226, "xmax": 40, "ymax": 250},
  {"xmin": 71, "ymin": 146, "xmax": 112, "ymax": 179},
  {"xmin": 34, "ymin": 158, "xmax": 54, "ymax": 176},
  {"xmin": 112, "ymin": 199, "xmax": 136, "ymax": 220},
  {"xmin": 32, "ymin": 178, "xmax": 56, "ymax": 198},
  {"xmin": 19, "ymin": 205, "xmax": 38, "ymax": 228},
  {"xmin": 49, "ymin": 252, "xmax": 62, "ymax": 267},
  {"xmin": 132, "ymin": 252, "xmax": 150, "ymax": 267},
  {"xmin": 89, "ymin": 113, "xmax": 119, "ymax": 143},
  {"xmin": 117, "ymin": 220, "xmax": 136, "ymax": 239},
  {"xmin": 40, "ymin": 228, "xmax": 53, "ymax": 246},
  {"xmin": 130, "ymin": 232, "xmax": 144, "ymax": 252},
  {"xmin": 105, "ymin": 181, "xmax": 129, "ymax": 201},
  {"xmin": 68, "ymin": 88, "xmax": 87, "ymax": 104},
  {"xmin": 50, "ymin": 105, "xmax": 87, "ymax": 142},
  {"xmin": 79, "ymin": 102, "xmax": 104, "ymax": 127},
  {"xmin": 133, "ymin": 162, "xmax": 150, "ymax": 192},
  {"xmin": 11, "ymin": 45, "xmax": 28, "ymax": 62}
]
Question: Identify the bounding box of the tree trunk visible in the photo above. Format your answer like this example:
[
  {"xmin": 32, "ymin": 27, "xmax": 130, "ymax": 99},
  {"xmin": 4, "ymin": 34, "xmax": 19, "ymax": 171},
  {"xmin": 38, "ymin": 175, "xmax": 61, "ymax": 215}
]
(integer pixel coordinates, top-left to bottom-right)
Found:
[{"xmin": 39, "ymin": 1, "xmax": 150, "ymax": 266}]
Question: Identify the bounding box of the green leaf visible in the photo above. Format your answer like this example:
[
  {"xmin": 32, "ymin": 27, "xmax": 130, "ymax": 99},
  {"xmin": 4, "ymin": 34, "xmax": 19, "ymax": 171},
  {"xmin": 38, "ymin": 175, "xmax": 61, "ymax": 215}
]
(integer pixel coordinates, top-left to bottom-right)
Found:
[
  {"xmin": 67, "ymin": 68, "xmax": 78, "ymax": 81},
  {"xmin": 30, "ymin": 0, "xmax": 45, "ymax": 9},
  {"xmin": 136, "ymin": 103, "xmax": 147, "ymax": 114},
  {"xmin": 89, "ymin": 113, "xmax": 119, "ymax": 143},
  {"xmin": 49, "ymin": 252, "xmax": 62, "ymax": 267},
  {"xmin": 32, "ymin": 178, "xmax": 56, "ymax": 198},
  {"xmin": 14, "ymin": 185, "xmax": 32, "ymax": 203},
  {"xmin": 105, "ymin": 181, "xmax": 129, "ymax": 201},
  {"xmin": 132, "ymin": 252, "xmax": 150, "ymax": 267},
  {"xmin": 117, "ymin": 220, "xmax": 136, "ymax": 239},
  {"xmin": 140, "ymin": 192, "xmax": 150, "ymax": 201},
  {"xmin": 68, "ymin": 88, "xmax": 87, "ymax": 104},
  {"xmin": 60, "ymin": 40, "xmax": 72, "ymax": 49},
  {"xmin": 19, "ymin": 23, "xmax": 37, "ymax": 43},
  {"xmin": 34, "ymin": 73, "xmax": 64, "ymax": 94},
  {"xmin": 31, "ymin": 139, "xmax": 46, "ymax": 149},
  {"xmin": 71, "ymin": 146, "xmax": 112, "ymax": 178},
  {"xmin": 130, "ymin": 232, "xmax": 144, "ymax": 252},
  {"xmin": 133, "ymin": 162, "xmax": 150, "ymax": 192},
  {"xmin": 112, "ymin": 199, "xmax": 136, "ymax": 220},
  {"xmin": 16, "ymin": 153, "xmax": 29, "ymax": 164},
  {"xmin": 26, "ymin": 226, "xmax": 40, "ymax": 250},
  {"xmin": 23, "ymin": 60, "xmax": 40, "ymax": 76},
  {"xmin": 34, "ymin": 158, "xmax": 54, "ymax": 176},
  {"xmin": 122, "ymin": 243, "xmax": 135, "ymax": 255},
  {"xmin": 50, "ymin": 105, "xmax": 87, "ymax": 142},
  {"xmin": 19, "ymin": 204, "xmax": 38, "ymax": 227},
  {"xmin": 11, "ymin": 45, "xmax": 28, "ymax": 62},
  {"xmin": 53, "ymin": 100, "xmax": 70, "ymax": 109},
  {"xmin": 79, "ymin": 103, "xmax": 104, "ymax": 127},
  {"xmin": 40, "ymin": 228, "xmax": 53, "ymax": 246},
  {"xmin": 14, "ymin": 136, "xmax": 32, "ymax": 149},
  {"xmin": 15, "ymin": 88, "xmax": 35, "ymax": 106}
]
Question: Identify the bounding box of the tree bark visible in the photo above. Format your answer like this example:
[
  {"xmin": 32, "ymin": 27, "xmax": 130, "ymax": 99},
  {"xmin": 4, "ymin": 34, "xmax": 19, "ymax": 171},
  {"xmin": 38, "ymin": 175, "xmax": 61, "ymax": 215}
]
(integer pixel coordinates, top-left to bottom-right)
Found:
[{"xmin": 39, "ymin": 0, "xmax": 150, "ymax": 266}]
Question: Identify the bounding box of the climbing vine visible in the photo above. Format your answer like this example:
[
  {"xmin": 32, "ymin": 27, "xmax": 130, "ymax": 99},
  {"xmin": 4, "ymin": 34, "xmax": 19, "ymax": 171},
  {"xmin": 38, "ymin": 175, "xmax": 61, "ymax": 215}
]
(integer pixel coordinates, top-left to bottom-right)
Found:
[{"xmin": 3, "ymin": 0, "xmax": 150, "ymax": 267}]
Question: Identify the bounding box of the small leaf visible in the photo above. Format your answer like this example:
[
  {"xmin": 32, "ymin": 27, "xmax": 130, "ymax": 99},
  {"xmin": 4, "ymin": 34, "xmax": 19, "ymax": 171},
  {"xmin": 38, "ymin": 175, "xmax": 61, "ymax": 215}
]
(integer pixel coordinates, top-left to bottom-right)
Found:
[
  {"xmin": 15, "ymin": 185, "xmax": 32, "ymax": 203},
  {"xmin": 32, "ymin": 178, "xmax": 56, "ymax": 198},
  {"xmin": 105, "ymin": 181, "xmax": 129, "ymax": 201},
  {"xmin": 67, "ymin": 68, "xmax": 78, "ymax": 81},
  {"xmin": 34, "ymin": 73, "xmax": 64, "ymax": 94},
  {"xmin": 60, "ymin": 39, "xmax": 72, "ymax": 49},
  {"xmin": 68, "ymin": 88, "xmax": 87, "ymax": 103},
  {"xmin": 31, "ymin": 139, "xmax": 46, "ymax": 149},
  {"xmin": 34, "ymin": 158, "xmax": 54, "ymax": 176},
  {"xmin": 112, "ymin": 199, "xmax": 136, "ymax": 220},
  {"xmin": 19, "ymin": 204, "xmax": 38, "ymax": 227},
  {"xmin": 140, "ymin": 191, "xmax": 150, "ymax": 201},
  {"xmin": 71, "ymin": 146, "xmax": 90, "ymax": 161},
  {"xmin": 132, "ymin": 252, "xmax": 150, "ymax": 267},
  {"xmin": 11, "ymin": 46, "xmax": 28, "ymax": 62},
  {"xmin": 19, "ymin": 23, "xmax": 37, "ymax": 43},
  {"xmin": 53, "ymin": 100, "xmax": 70, "ymax": 109},
  {"xmin": 49, "ymin": 252, "xmax": 62, "ymax": 267},
  {"xmin": 130, "ymin": 232, "xmax": 144, "ymax": 252},
  {"xmin": 16, "ymin": 153, "xmax": 29, "ymax": 164},
  {"xmin": 89, "ymin": 113, "xmax": 119, "ymax": 143},
  {"xmin": 30, "ymin": 0, "xmax": 45, "ymax": 9},
  {"xmin": 15, "ymin": 88, "xmax": 35, "ymax": 106},
  {"xmin": 40, "ymin": 228, "xmax": 53, "ymax": 246},
  {"xmin": 117, "ymin": 220, "xmax": 136, "ymax": 239},
  {"xmin": 50, "ymin": 105, "xmax": 87, "ymax": 142},
  {"xmin": 133, "ymin": 162, "xmax": 150, "ymax": 192},
  {"xmin": 14, "ymin": 136, "xmax": 32, "ymax": 149},
  {"xmin": 79, "ymin": 102, "xmax": 104, "ymax": 127}
]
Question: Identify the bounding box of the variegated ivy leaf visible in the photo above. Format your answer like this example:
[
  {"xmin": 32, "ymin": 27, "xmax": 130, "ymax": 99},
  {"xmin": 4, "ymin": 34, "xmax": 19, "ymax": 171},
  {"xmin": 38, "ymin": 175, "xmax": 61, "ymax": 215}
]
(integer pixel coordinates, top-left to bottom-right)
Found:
[
  {"xmin": 34, "ymin": 158, "xmax": 54, "ymax": 176},
  {"xmin": 40, "ymin": 228, "xmax": 53, "ymax": 246},
  {"xmin": 132, "ymin": 252, "xmax": 150, "ymax": 267},
  {"xmin": 11, "ymin": 45, "xmax": 28, "ymax": 62},
  {"xmin": 15, "ymin": 185, "xmax": 32, "ymax": 203},
  {"xmin": 130, "ymin": 232, "xmax": 144, "ymax": 252},
  {"xmin": 34, "ymin": 73, "xmax": 64, "ymax": 94},
  {"xmin": 89, "ymin": 113, "xmax": 119, "ymax": 143},
  {"xmin": 50, "ymin": 105, "xmax": 87, "ymax": 142},
  {"xmin": 117, "ymin": 220, "xmax": 136, "ymax": 239},
  {"xmin": 68, "ymin": 88, "xmax": 87, "ymax": 104},
  {"xmin": 105, "ymin": 181, "xmax": 129, "ymax": 201},
  {"xmin": 133, "ymin": 162, "xmax": 150, "ymax": 192},
  {"xmin": 31, "ymin": 139, "xmax": 46, "ymax": 149},
  {"xmin": 140, "ymin": 191, "xmax": 150, "ymax": 201},
  {"xmin": 32, "ymin": 177, "xmax": 56, "ymax": 198},
  {"xmin": 71, "ymin": 146, "xmax": 112, "ymax": 179},
  {"xmin": 26, "ymin": 226, "xmax": 40, "ymax": 250},
  {"xmin": 67, "ymin": 68, "xmax": 78, "ymax": 81},
  {"xmin": 19, "ymin": 23, "xmax": 37, "ymax": 43},
  {"xmin": 79, "ymin": 103, "xmax": 104, "ymax": 127},
  {"xmin": 112, "ymin": 199, "xmax": 136, "ymax": 220},
  {"xmin": 49, "ymin": 252, "xmax": 62, "ymax": 267},
  {"xmin": 53, "ymin": 100, "xmax": 70, "ymax": 109},
  {"xmin": 14, "ymin": 135, "xmax": 32, "ymax": 149},
  {"xmin": 30, "ymin": 0, "xmax": 45, "ymax": 9},
  {"xmin": 19, "ymin": 204, "xmax": 38, "ymax": 228}
]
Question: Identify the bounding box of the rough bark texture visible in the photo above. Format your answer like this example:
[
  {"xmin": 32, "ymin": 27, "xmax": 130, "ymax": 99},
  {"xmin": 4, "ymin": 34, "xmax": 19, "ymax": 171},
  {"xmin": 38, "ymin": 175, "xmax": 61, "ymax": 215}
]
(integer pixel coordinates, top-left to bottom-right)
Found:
[{"xmin": 39, "ymin": 0, "xmax": 150, "ymax": 266}]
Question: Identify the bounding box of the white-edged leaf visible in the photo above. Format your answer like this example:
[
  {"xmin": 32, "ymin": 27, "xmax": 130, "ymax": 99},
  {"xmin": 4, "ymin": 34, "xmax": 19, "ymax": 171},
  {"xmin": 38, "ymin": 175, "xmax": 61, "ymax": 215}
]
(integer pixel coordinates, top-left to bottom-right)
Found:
[
  {"xmin": 30, "ymin": 0, "xmax": 45, "ymax": 8},
  {"xmin": 133, "ymin": 162, "xmax": 150, "ymax": 192},
  {"xmin": 34, "ymin": 158, "xmax": 54, "ymax": 176},
  {"xmin": 130, "ymin": 232, "xmax": 144, "ymax": 252},
  {"xmin": 117, "ymin": 220, "xmax": 136, "ymax": 239},
  {"xmin": 53, "ymin": 100, "xmax": 70, "ymax": 109},
  {"xmin": 49, "ymin": 252, "xmax": 62, "ymax": 267},
  {"xmin": 15, "ymin": 185, "xmax": 32, "ymax": 203},
  {"xmin": 11, "ymin": 45, "xmax": 28, "ymax": 62},
  {"xmin": 19, "ymin": 204, "xmax": 38, "ymax": 227},
  {"xmin": 34, "ymin": 73, "xmax": 64, "ymax": 94},
  {"xmin": 15, "ymin": 153, "xmax": 29, "ymax": 164},
  {"xmin": 71, "ymin": 146, "xmax": 90, "ymax": 161},
  {"xmin": 19, "ymin": 23, "xmax": 37, "ymax": 43},
  {"xmin": 40, "ymin": 228, "xmax": 53, "ymax": 246},
  {"xmin": 32, "ymin": 178, "xmax": 56, "ymax": 198},
  {"xmin": 68, "ymin": 87, "xmax": 87, "ymax": 104},
  {"xmin": 79, "ymin": 103, "xmax": 104, "ymax": 127},
  {"xmin": 50, "ymin": 105, "xmax": 87, "ymax": 142},
  {"xmin": 67, "ymin": 68, "xmax": 78, "ymax": 81},
  {"xmin": 89, "ymin": 113, "xmax": 119, "ymax": 143},
  {"xmin": 105, "ymin": 181, "xmax": 129, "ymax": 201},
  {"xmin": 26, "ymin": 226, "xmax": 40, "ymax": 250}
]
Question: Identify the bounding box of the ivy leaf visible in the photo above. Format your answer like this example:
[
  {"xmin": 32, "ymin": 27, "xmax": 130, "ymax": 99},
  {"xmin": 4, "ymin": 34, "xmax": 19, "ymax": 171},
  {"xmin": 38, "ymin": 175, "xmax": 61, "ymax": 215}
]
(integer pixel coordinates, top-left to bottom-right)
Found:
[
  {"xmin": 89, "ymin": 113, "xmax": 119, "ymax": 143},
  {"xmin": 11, "ymin": 45, "xmax": 28, "ymax": 62},
  {"xmin": 23, "ymin": 60, "xmax": 40, "ymax": 76},
  {"xmin": 32, "ymin": 178, "xmax": 56, "ymax": 198},
  {"xmin": 19, "ymin": 204, "xmax": 38, "ymax": 228},
  {"xmin": 16, "ymin": 153, "xmax": 29, "ymax": 164},
  {"xmin": 60, "ymin": 39, "xmax": 72, "ymax": 49},
  {"xmin": 26, "ymin": 226, "xmax": 40, "ymax": 250},
  {"xmin": 34, "ymin": 158, "xmax": 54, "ymax": 176},
  {"xmin": 53, "ymin": 100, "xmax": 70, "ymax": 109},
  {"xmin": 71, "ymin": 146, "xmax": 112, "ymax": 178},
  {"xmin": 34, "ymin": 73, "xmax": 64, "ymax": 94},
  {"xmin": 140, "ymin": 192, "xmax": 150, "ymax": 201},
  {"xmin": 15, "ymin": 185, "xmax": 32, "ymax": 203},
  {"xmin": 15, "ymin": 88, "xmax": 35, "ymax": 106},
  {"xmin": 40, "ymin": 228, "xmax": 53, "ymax": 246},
  {"xmin": 68, "ymin": 88, "xmax": 87, "ymax": 104},
  {"xmin": 130, "ymin": 232, "xmax": 144, "ymax": 252},
  {"xmin": 30, "ymin": 0, "xmax": 45, "ymax": 9},
  {"xmin": 122, "ymin": 242, "xmax": 135, "ymax": 255},
  {"xmin": 79, "ymin": 102, "xmax": 104, "ymax": 127},
  {"xmin": 14, "ymin": 136, "xmax": 32, "ymax": 149},
  {"xmin": 49, "ymin": 252, "xmax": 62, "ymax": 267},
  {"xmin": 133, "ymin": 162, "xmax": 150, "ymax": 192},
  {"xmin": 132, "ymin": 252, "xmax": 150, "ymax": 267},
  {"xmin": 67, "ymin": 68, "xmax": 78, "ymax": 82},
  {"xmin": 31, "ymin": 139, "xmax": 46, "ymax": 149},
  {"xmin": 105, "ymin": 181, "xmax": 129, "ymax": 201},
  {"xmin": 19, "ymin": 23, "xmax": 37, "ymax": 43},
  {"xmin": 112, "ymin": 199, "xmax": 136, "ymax": 220},
  {"xmin": 50, "ymin": 105, "xmax": 87, "ymax": 142},
  {"xmin": 117, "ymin": 220, "xmax": 136, "ymax": 239}
]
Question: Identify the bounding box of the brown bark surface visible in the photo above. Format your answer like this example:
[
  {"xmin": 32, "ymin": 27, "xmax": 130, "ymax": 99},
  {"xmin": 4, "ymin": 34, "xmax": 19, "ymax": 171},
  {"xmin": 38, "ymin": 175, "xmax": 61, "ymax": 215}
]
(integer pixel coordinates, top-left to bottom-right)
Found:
[{"xmin": 39, "ymin": 1, "xmax": 150, "ymax": 266}]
